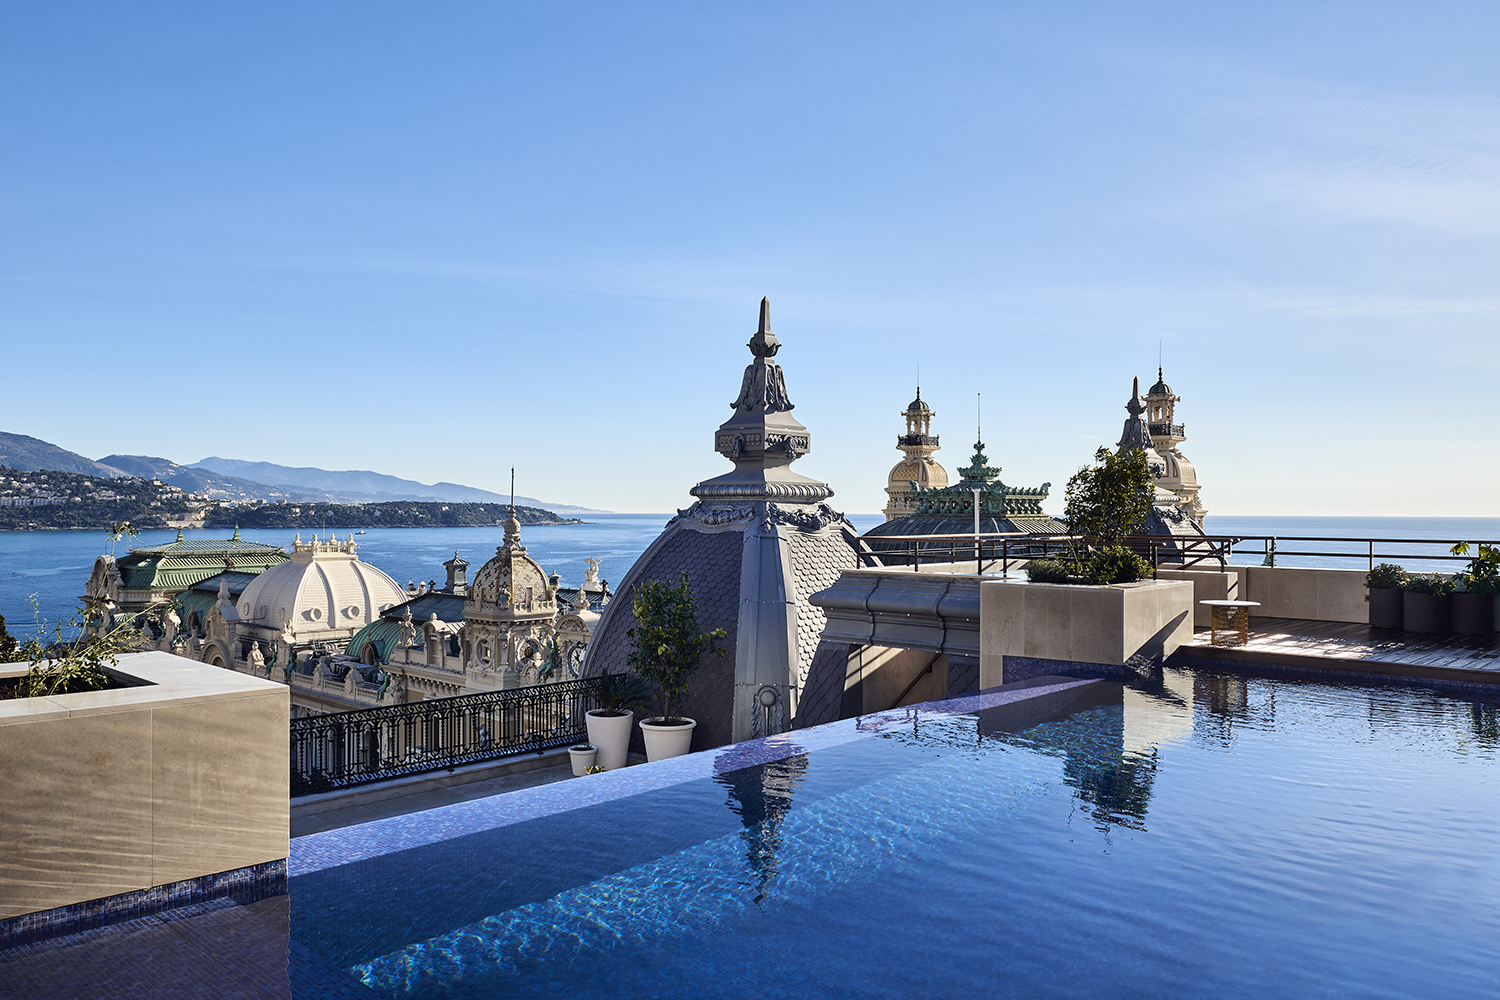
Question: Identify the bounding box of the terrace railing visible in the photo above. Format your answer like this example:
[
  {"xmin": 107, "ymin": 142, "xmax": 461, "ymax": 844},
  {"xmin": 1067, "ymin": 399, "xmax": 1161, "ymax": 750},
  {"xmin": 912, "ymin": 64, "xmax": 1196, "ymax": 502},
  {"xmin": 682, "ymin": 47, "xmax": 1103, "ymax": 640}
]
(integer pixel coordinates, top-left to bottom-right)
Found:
[
  {"xmin": 859, "ymin": 532, "xmax": 1500, "ymax": 577},
  {"xmin": 289, "ymin": 676, "xmax": 604, "ymax": 796}
]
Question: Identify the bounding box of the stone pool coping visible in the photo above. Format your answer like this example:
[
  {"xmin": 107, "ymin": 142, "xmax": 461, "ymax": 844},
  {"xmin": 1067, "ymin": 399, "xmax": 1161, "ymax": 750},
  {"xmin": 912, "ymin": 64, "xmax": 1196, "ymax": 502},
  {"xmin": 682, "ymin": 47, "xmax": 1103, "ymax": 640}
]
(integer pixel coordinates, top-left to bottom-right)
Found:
[{"xmin": 289, "ymin": 674, "xmax": 1101, "ymax": 877}]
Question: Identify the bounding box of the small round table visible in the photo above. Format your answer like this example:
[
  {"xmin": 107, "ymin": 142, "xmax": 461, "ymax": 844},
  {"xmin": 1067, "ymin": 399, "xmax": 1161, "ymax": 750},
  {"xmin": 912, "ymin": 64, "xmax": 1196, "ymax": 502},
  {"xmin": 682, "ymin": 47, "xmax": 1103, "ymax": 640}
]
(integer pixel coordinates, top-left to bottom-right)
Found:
[{"xmin": 1200, "ymin": 600, "xmax": 1260, "ymax": 647}]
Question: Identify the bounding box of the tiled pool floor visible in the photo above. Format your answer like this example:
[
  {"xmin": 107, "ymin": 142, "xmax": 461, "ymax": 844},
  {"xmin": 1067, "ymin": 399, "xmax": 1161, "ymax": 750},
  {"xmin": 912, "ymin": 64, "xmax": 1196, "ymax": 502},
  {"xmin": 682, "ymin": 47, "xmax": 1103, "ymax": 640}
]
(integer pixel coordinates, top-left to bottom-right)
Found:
[{"xmin": 0, "ymin": 896, "xmax": 371, "ymax": 1000}]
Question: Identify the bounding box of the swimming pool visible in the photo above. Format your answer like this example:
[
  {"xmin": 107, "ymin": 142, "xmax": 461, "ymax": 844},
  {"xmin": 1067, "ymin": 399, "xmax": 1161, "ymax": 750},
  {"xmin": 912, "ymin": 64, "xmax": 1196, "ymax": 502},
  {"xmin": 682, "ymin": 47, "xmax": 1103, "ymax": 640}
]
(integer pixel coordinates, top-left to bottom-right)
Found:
[{"xmin": 280, "ymin": 666, "xmax": 1500, "ymax": 999}]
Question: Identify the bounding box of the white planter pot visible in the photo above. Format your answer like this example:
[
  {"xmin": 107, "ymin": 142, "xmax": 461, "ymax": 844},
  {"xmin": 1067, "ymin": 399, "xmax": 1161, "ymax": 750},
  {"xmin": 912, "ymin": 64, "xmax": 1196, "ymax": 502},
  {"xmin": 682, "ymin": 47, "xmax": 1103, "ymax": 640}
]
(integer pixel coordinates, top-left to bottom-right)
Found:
[
  {"xmin": 640, "ymin": 717, "xmax": 697, "ymax": 762},
  {"xmin": 585, "ymin": 710, "xmax": 634, "ymax": 770},
  {"xmin": 568, "ymin": 744, "xmax": 597, "ymax": 776}
]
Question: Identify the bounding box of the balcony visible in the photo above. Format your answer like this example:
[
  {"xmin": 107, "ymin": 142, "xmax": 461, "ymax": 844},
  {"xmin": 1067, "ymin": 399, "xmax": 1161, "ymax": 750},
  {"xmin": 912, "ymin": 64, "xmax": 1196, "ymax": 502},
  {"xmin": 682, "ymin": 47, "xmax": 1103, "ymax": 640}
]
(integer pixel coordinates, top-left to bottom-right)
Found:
[{"xmin": 1148, "ymin": 423, "xmax": 1184, "ymax": 437}]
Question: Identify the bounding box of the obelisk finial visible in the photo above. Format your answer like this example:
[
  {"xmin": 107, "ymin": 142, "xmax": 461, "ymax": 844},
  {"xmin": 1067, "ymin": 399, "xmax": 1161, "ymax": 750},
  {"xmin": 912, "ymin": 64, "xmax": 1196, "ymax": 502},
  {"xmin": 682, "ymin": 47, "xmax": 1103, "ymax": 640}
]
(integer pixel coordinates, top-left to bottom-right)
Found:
[{"xmin": 748, "ymin": 297, "xmax": 781, "ymax": 358}]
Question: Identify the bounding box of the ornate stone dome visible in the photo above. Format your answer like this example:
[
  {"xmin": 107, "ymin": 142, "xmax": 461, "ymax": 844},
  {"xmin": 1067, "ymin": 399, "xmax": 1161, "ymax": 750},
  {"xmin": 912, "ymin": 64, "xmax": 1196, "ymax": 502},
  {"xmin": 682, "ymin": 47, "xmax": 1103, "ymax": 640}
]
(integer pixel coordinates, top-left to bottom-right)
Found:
[
  {"xmin": 237, "ymin": 534, "xmax": 406, "ymax": 637},
  {"xmin": 465, "ymin": 514, "xmax": 557, "ymax": 621}
]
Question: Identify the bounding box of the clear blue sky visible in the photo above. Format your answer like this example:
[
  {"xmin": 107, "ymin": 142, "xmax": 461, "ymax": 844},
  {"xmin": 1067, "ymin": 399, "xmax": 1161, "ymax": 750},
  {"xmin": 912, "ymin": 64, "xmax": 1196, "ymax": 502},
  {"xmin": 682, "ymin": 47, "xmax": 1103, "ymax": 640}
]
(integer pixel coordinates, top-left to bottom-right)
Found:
[{"xmin": 2, "ymin": 2, "xmax": 1496, "ymax": 515}]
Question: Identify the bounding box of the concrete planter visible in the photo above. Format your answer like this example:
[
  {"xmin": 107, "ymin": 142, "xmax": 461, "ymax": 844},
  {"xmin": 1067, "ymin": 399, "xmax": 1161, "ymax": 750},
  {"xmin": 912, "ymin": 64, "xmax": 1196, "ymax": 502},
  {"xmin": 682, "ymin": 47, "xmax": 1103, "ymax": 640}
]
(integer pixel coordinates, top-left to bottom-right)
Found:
[
  {"xmin": 640, "ymin": 717, "xmax": 696, "ymax": 761},
  {"xmin": 1450, "ymin": 593, "xmax": 1495, "ymax": 635},
  {"xmin": 1402, "ymin": 592, "xmax": 1451, "ymax": 633},
  {"xmin": 1367, "ymin": 588, "xmax": 1404, "ymax": 629},
  {"xmin": 568, "ymin": 745, "xmax": 598, "ymax": 776},
  {"xmin": 979, "ymin": 579, "xmax": 1193, "ymax": 688},
  {"xmin": 0, "ymin": 652, "xmax": 288, "ymax": 922},
  {"xmin": 584, "ymin": 710, "xmax": 633, "ymax": 770}
]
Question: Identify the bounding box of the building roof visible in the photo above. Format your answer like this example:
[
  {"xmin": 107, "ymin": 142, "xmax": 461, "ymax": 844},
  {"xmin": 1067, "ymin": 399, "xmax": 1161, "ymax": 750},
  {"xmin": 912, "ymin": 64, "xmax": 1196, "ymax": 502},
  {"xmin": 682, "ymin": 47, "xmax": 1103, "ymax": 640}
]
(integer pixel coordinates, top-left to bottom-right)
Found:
[
  {"xmin": 1147, "ymin": 366, "xmax": 1173, "ymax": 397},
  {"xmin": 116, "ymin": 530, "xmax": 287, "ymax": 592},
  {"xmin": 237, "ymin": 533, "xmax": 405, "ymax": 636}
]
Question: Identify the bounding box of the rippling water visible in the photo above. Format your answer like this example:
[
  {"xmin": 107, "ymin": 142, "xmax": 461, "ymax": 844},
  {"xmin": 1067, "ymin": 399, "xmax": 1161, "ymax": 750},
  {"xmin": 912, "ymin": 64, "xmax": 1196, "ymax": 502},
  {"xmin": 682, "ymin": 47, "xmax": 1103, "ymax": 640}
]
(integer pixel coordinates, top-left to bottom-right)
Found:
[{"xmin": 291, "ymin": 667, "xmax": 1500, "ymax": 999}]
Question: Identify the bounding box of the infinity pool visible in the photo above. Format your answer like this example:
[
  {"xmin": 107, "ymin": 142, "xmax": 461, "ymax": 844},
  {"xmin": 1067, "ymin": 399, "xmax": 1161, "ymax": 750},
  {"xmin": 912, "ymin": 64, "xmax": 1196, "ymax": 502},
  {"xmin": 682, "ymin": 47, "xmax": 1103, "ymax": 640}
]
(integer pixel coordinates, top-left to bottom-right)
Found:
[{"xmin": 279, "ymin": 667, "xmax": 1500, "ymax": 999}]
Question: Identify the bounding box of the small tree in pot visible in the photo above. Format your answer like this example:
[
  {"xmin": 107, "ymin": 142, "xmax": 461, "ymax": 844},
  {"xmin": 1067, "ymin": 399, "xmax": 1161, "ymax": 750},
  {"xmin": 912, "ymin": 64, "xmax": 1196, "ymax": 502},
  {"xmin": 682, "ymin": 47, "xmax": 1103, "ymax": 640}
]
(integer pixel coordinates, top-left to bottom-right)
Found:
[
  {"xmin": 1058, "ymin": 447, "xmax": 1155, "ymax": 585},
  {"xmin": 627, "ymin": 573, "xmax": 726, "ymax": 761}
]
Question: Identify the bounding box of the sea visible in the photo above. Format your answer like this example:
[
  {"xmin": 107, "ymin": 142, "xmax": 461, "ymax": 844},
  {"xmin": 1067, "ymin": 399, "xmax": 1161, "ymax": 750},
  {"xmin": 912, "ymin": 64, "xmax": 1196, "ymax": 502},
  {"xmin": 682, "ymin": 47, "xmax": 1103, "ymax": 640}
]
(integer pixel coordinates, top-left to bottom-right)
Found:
[{"xmin": 2, "ymin": 513, "xmax": 1498, "ymax": 641}]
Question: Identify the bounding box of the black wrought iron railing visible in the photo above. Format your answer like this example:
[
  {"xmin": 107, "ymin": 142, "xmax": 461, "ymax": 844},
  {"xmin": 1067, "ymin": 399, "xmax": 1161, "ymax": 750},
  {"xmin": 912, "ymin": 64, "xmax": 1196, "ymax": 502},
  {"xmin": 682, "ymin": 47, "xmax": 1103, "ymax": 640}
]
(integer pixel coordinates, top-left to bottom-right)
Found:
[
  {"xmin": 289, "ymin": 676, "xmax": 605, "ymax": 796},
  {"xmin": 857, "ymin": 531, "xmax": 1500, "ymax": 577}
]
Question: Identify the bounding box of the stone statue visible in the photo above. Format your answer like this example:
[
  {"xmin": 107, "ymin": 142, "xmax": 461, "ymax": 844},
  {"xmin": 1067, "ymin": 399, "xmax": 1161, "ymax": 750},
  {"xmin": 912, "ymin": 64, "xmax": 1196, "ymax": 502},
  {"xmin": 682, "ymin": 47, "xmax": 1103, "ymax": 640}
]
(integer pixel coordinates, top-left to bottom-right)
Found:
[
  {"xmin": 248, "ymin": 642, "xmax": 265, "ymax": 674},
  {"xmin": 398, "ymin": 608, "xmax": 416, "ymax": 649}
]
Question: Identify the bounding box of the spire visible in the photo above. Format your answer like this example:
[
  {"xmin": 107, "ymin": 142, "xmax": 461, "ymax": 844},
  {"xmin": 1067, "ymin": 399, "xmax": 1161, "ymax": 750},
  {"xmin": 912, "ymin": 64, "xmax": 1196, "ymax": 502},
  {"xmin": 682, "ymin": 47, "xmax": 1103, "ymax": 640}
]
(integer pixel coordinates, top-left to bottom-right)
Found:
[
  {"xmin": 748, "ymin": 297, "xmax": 780, "ymax": 358},
  {"xmin": 691, "ymin": 298, "xmax": 831, "ymax": 503},
  {"xmin": 1118, "ymin": 376, "xmax": 1166, "ymax": 474},
  {"xmin": 232, "ymin": 525, "xmax": 240, "ymax": 542},
  {"xmin": 175, "ymin": 527, "xmax": 184, "ymax": 543}
]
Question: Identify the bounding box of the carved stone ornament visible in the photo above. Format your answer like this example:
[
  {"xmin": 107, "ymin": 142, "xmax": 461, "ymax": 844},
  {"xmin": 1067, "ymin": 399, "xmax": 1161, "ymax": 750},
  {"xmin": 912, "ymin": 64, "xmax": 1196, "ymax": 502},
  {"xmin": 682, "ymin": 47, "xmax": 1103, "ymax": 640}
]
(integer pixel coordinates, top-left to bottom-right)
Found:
[{"xmin": 766, "ymin": 503, "xmax": 847, "ymax": 533}]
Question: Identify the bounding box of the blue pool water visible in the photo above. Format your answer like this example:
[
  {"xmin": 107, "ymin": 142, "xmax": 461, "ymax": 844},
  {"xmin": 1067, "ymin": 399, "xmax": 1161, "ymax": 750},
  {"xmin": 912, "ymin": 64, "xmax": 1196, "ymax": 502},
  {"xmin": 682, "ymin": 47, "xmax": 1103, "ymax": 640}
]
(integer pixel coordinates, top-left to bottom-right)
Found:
[{"xmin": 284, "ymin": 666, "xmax": 1500, "ymax": 999}]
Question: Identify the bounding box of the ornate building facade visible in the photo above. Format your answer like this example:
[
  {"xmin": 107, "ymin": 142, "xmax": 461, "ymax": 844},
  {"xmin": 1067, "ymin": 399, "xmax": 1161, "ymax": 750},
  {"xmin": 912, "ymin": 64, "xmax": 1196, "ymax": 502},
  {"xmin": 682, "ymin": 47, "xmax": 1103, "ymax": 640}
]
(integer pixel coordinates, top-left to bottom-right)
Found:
[
  {"xmin": 1143, "ymin": 368, "xmax": 1208, "ymax": 524},
  {"xmin": 1117, "ymin": 376, "xmax": 1207, "ymax": 544},
  {"xmin": 114, "ymin": 527, "xmax": 608, "ymax": 717},
  {"xmin": 882, "ymin": 389, "xmax": 949, "ymax": 521}
]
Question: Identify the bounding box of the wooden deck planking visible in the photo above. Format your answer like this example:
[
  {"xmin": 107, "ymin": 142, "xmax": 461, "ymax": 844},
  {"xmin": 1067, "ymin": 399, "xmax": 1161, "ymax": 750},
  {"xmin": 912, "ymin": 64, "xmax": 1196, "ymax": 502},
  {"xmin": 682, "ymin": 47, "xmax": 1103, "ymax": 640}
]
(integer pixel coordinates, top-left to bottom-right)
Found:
[{"xmin": 1178, "ymin": 616, "xmax": 1500, "ymax": 681}]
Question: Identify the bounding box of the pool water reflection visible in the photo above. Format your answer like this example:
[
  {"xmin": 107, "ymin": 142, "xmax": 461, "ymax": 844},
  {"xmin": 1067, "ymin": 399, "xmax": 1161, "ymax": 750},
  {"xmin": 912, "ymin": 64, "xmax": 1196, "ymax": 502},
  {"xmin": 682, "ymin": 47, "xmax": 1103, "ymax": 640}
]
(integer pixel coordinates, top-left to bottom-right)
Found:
[{"xmin": 280, "ymin": 666, "xmax": 1500, "ymax": 999}]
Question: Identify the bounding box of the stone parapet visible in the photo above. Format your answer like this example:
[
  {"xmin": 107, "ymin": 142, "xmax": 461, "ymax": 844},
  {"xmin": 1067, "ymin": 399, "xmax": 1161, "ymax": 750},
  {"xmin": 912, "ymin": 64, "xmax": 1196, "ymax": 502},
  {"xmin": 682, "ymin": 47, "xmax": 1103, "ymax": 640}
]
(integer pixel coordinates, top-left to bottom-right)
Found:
[
  {"xmin": 979, "ymin": 579, "xmax": 1193, "ymax": 688},
  {"xmin": 0, "ymin": 652, "xmax": 288, "ymax": 921}
]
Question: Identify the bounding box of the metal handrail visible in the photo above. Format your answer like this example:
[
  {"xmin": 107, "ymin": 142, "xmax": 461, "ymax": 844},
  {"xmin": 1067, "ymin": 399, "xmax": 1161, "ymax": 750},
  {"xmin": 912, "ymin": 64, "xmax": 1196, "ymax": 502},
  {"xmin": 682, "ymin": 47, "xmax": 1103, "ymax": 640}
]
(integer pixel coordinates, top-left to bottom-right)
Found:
[
  {"xmin": 857, "ymin": 530, "xmax": 1499, "ymax": 576},
  {"xmin": 289, "ymin": 675, "xmax": 608, "ymax": 796}
]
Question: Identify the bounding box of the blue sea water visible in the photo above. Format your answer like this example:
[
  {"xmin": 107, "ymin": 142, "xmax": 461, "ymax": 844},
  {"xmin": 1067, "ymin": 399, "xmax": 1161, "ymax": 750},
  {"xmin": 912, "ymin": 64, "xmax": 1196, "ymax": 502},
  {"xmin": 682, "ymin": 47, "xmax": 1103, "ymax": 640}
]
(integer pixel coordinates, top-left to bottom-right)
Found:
[{"xmin": 1, "ymin": 513, "xmax": 1497, "ymax": 641}]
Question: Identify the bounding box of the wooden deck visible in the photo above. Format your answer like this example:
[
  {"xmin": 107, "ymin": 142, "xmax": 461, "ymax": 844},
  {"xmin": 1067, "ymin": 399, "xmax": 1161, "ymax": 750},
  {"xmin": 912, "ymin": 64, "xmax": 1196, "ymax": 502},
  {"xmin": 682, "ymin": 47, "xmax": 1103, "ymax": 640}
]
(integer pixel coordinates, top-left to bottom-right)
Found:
[{"xmin": 1174, "ymin": 616, "xmax": 1500, "ymax": 686}]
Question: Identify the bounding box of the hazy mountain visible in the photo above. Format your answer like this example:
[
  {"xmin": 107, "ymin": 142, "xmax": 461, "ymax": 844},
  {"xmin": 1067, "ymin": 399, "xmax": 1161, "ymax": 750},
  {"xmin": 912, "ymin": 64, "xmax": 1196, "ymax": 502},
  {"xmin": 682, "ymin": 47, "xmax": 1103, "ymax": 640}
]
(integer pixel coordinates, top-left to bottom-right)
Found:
[
  {"xmin": 0, "ymin": 432, "xmax": 126, "ymax": 478},
  {"xmin": 190, "ymin": 457, "xmax": 608, "ymax": 514},
  {"xmin": 98, "ymin": 455, "xmax": 370, "ymax": 504}
]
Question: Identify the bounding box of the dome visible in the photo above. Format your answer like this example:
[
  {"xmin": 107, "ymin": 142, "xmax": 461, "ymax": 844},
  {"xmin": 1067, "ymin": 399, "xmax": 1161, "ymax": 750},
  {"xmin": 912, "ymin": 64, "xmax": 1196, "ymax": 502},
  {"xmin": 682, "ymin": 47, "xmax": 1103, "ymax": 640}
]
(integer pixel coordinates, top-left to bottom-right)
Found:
[
  {"xmin": 1148, "ymin": 367, "xmax": 1172, "ymax": 397},
  {"xmin": 905, "ymin": 389, "xmax": 931, "ymax": 414},
  {"xmin": 237, "ymin": 534, "xmax": 406, "ymax": 636}
]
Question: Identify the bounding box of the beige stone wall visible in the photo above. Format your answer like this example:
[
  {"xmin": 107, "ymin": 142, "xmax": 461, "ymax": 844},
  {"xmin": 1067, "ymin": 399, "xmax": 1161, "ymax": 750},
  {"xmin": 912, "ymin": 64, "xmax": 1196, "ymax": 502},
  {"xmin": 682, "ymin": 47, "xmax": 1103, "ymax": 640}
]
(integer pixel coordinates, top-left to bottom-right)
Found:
[
  {"xmin": 1154, "ymin": 569, "xmax": 1239, "ymax": 626},
  {"xmin": 1227, "ymin": 566, "xmax": 1369, "ymax": 624},
  {"xmin": 979, "ymin": 579, "xmax": 1194, "ymax": 687},
  {"xmin": 845, "ymin": 646, "xmax": 948, "ymax": 714},
  {"xmin": 0, "ymin": 652, "xmax": 289, "ymax": 920}
]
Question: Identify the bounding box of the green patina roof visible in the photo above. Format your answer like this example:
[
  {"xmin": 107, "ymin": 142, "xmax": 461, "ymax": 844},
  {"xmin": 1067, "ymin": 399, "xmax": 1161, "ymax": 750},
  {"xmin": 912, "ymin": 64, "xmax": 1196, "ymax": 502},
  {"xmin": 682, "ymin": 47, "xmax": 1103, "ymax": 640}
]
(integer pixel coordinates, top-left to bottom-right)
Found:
[
  {"xmin": 346, "ymin": 617, "xmax": 405, "ymax": 666},
  {"xmin": 907, "ymin": 440, "xmax": 1051, "ymax": 518},
  {"xmin": 174, "ymin": 571, "xmax": 261, "ymax": 626},
  {"xmin": 117, "ymin": 531, "xmax": 287, "ymax": 592}
]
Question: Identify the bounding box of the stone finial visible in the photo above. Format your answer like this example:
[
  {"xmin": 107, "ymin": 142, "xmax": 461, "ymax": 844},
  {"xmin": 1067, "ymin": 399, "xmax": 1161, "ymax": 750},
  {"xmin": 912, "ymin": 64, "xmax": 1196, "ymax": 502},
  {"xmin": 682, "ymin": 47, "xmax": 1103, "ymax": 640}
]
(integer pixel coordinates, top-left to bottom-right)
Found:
[{"xmin": 748, "ymin": 297, "xmax": 780, "ymax": 358}]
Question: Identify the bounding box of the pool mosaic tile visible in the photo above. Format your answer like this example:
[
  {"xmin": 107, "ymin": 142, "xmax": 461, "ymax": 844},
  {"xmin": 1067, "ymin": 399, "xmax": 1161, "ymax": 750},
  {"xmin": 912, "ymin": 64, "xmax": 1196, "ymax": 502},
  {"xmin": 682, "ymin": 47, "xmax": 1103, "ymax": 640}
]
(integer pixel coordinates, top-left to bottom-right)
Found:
[
  {"xmin": 0, "ymin": 859, "xmax": 287, "ymax": 949},
  {"xmin": 289, "ymin": 676, "xmax": 1100, "ymax": 877}
]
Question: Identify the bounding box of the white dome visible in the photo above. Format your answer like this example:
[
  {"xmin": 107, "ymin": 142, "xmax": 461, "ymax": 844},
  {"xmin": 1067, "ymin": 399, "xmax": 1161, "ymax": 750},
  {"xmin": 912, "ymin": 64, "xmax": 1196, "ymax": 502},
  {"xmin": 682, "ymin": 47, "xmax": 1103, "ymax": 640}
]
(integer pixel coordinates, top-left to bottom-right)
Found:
[{"xmin": 238, "ymin": 535, "xmax": 406, "ymax": 636}]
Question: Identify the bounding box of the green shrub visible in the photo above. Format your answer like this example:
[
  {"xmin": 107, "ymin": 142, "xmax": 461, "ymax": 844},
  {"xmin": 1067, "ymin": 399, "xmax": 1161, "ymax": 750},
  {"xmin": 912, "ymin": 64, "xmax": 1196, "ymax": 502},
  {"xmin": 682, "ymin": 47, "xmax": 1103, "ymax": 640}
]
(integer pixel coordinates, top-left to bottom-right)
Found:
[
  {"xmin": 1365, "ymin": 563, "xmax": 1407, "ymax": 590},
  {"xmin": 1403, "ymin": 573, "xmax": 1451, "ymax": 596},
  {"xmin": 1025, "ymin": 559, "xmax": 1077, "ymax": 584},
  {"xmin": 1084, "ymin": 545, "xmax": 1153, "ymax": 585}
]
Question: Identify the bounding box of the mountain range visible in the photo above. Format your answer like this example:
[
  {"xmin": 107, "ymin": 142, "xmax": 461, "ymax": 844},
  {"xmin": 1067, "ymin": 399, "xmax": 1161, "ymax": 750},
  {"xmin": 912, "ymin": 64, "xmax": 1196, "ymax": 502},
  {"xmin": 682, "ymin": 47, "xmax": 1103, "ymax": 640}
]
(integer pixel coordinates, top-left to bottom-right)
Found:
[{"xmin": 0, "ymin": 431, "xmax": 607, "ymax": 514}]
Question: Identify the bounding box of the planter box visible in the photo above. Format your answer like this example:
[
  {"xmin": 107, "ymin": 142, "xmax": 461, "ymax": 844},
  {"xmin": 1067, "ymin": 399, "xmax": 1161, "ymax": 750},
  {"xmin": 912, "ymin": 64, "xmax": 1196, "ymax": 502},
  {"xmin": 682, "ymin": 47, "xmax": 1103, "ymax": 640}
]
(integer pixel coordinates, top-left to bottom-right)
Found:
[
  {"xmin": 979, "ymin": 579, "xmax": 1193, "ymax": 689},
  {"xmin": 1368, "ymin": 588, "xmax": 1404, "ymax": 629},
  {"xmin": 1451, "ymin": 593, "xmax": 1495, "ymax": 635},
  {"xmin": 0, "ymin": 652, "xmax": 288, "ymax": 922},
  {"xmin": 1154, "ymin": 570, "xmax": 1238, "ymax": 626},
  {"xmin": 1402, "ymin": 592, "xmax": 1451, "ymax": 633}
]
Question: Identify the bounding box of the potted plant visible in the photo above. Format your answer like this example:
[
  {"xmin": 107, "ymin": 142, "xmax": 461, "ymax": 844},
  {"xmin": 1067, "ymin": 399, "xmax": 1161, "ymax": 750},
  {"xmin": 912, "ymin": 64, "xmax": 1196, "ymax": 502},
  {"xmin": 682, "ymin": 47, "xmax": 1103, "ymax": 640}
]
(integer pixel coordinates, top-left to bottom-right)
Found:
[
  {"xmin": 1056, "ymin": 447, "xmax": 1156, "ymax": 585},
  {"xmin": 1449, "ymin": 543, "xmax": 1499, "ymax": 635},
  {"xmin": 1402, "ymin": 573, "xmax": 1452, "ymax": 633},
  {"xmin": 1364, "ymin": 563, "xmax": 1407, "ymax": 629},
  {"xmin": 627, "ymin": 573, "xmax": 726, "ymax": 762},
  {"xmin": 584, "ymin": 672, "xmax": 649, "ymax": 770},
  {"xmin": 567, "ymin": 743, "xmax": 598, "ymax": 776}
]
